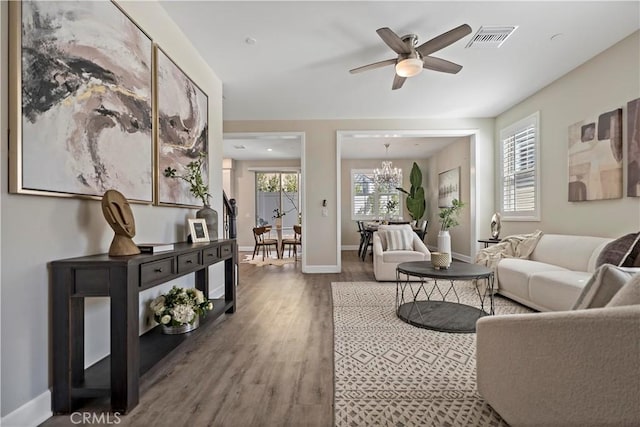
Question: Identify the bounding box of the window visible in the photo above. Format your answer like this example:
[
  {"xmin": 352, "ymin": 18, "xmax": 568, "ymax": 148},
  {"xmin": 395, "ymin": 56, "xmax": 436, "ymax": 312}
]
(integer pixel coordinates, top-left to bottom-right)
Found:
[
  {"xmin": 351, "ymin": 169, "xmax": 402, "ymax": 220},
  {"xmin": 499, "ymin": 112, "xmax": 540, "ymax": 220},
  {"xmin": 255, "ymin": 172, "xmax": 300, "ymax": 233}
]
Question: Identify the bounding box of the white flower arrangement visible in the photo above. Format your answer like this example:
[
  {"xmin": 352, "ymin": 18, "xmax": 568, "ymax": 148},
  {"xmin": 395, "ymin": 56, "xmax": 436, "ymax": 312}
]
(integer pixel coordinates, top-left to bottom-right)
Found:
[{"xmin": 150, "ymin": 286, "xmax": 213, "ymax": 327}]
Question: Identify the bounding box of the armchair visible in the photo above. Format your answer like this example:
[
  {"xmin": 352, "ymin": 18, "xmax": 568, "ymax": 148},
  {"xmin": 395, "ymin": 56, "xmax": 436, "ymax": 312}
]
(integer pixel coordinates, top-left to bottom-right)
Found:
[
  {"xmin": 476, "ymin": 280, "xmax": 640, "ymax": 426},
  {"xmin": 372, "ymin": 224, "xmax": 430, "ymax": 281}
]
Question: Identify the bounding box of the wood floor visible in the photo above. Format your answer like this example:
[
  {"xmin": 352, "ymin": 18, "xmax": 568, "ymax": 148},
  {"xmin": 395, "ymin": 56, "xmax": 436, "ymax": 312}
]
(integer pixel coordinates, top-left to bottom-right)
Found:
[{"xmin": 42, "ymin": 251, "xmax": 374, "ymax": 427}]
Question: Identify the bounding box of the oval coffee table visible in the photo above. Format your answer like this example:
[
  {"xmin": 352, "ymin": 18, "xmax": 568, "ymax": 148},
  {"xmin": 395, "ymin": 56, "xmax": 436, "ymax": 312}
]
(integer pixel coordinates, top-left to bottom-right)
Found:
[{"xmin": 395, "ymin": 261, "xmax": 494, "ymax": 333}]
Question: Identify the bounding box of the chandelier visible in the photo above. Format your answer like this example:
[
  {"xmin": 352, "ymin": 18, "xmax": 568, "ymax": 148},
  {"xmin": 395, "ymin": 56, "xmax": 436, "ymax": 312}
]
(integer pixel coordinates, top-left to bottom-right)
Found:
[{"xmin": 374, "ymin": 143, "xmax": 402, "ymax": 190}]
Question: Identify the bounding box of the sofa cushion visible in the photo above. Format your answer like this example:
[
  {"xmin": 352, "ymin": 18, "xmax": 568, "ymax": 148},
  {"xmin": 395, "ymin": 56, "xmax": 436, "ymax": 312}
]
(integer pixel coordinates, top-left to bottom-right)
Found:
[
  {"xmin": 529, "ymin": 271, "xmax": 594, "ymax": 311},
  {"xmin": 376, "ymin": 225, "xmax": 413, "ymax": 250},
  {"xmin": 383, "ymin": 229, "xmax": 413, "ymax": 251},
  {"xmin": 572, "ymin": 264, "xmax": 637, "ymax": 310},
  {"xmin": 530, "ymin": 234, "xmax": 612, "ymax": 272},
  {"xmin": 382, "ymin": 250, "xmax": 425, "ymax": 263},
  {"xmin": 596, "ymin": 232, "xmax": 640, "ymax": 268},
  {"xmin": 497, "ymin": 258, "xmax": 568, "ymax": 300},
  {"xmin": 606, "ymin": 272, "xmax": 640, "ymax": 307}
]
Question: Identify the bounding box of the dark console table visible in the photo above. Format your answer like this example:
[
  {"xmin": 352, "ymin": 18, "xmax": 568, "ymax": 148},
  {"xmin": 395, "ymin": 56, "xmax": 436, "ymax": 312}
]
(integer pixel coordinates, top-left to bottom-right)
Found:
[{"xmin": 51, "ymin": 240, "xmax": 237, "ymax": 414}]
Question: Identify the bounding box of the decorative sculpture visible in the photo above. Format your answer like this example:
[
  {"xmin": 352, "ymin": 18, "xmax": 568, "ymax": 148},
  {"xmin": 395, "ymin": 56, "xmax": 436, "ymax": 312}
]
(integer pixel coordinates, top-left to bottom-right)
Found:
[
  {"xmin": 490, "ymin": 212, "xmax": 502, "ymax": 239},
  {"xmin": 101, "ymin": 189, "xmax": 140, "ymax": 256}
]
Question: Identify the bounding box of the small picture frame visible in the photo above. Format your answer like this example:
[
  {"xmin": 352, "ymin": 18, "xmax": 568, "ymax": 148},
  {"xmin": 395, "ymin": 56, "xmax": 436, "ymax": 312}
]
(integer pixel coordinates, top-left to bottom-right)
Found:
[{"xmin": 188, "ymin": 218, "xmax": 210, "ymax": 243}]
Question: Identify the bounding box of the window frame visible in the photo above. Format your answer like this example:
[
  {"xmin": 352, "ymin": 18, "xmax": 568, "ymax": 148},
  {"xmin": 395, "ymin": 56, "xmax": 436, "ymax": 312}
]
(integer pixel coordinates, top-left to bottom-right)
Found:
[
  {"xmin": 350, "ymin": 168, "xmax": 402, "ymax": 220},
  {"xmin": 498, "ymin": 111, "xmax": 541, "ymax": 221}
]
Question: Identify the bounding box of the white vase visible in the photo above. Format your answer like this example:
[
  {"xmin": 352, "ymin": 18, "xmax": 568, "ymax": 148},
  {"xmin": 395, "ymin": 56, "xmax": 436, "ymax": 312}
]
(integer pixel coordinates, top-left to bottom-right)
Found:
[{"xmin": 437, "ymin": 230, "xmax": 452, "ymax": 263}]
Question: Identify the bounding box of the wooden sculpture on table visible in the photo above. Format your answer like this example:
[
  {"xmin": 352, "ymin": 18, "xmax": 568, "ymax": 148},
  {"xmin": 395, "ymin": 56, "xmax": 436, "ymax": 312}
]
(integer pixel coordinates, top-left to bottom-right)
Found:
[{"xmin": 101, "ymin": 189, "xmax": 141, "ymax": 256}]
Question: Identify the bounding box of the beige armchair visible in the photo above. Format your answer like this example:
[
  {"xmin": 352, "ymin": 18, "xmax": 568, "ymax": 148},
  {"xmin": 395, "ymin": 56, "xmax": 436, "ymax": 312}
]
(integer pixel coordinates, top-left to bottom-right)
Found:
[
  {"xmin": 372, "ymin": 224, "xmax": 430, "ymax": 281},
  {"xmin": 476, "ymin": 304, "xmax": 640, "ymax": 426}
]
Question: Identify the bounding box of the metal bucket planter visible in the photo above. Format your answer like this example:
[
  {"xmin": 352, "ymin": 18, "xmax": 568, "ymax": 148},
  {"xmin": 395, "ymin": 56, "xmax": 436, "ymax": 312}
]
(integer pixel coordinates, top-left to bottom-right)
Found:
[{"xmin": 161, "ymin": 316, "xmax": 199, "ymax": 335}]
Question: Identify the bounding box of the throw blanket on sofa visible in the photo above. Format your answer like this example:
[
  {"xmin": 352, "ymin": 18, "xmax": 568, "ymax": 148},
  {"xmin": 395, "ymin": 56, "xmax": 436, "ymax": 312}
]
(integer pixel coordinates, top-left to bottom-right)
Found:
[{"xmin": 475, "ymin": 230, "xmax": 543, "ymax": 291}]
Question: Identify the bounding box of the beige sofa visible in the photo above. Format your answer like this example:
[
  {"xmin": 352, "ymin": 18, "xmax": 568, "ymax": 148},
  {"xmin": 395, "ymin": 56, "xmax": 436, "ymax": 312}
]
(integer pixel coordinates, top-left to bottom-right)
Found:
[
  {"xmin": 372, "ymin": 224, "xmax": 430, "ymax": 281},
  {"xmin": 477, "ymin": 270, "xmax": 640, "ymax": 426},
  {"xmin": 496, "ymin": 234, "xmax": 612, "ymax": 311}
]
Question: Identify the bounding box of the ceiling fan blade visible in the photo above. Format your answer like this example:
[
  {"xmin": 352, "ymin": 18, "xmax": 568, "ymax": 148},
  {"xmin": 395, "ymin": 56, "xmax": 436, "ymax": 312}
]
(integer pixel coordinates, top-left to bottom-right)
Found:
[
  {"xmin": 392, "ymin": 74, "xmax": 406, "ymax": 90},
  {"xmin": 349, "ymin": 58, "xmax": 396, "ymax": 74},
  {"xmin": 376, "ymin": 27, "xmax": 411, "ymax": 54},
  {"xmin": 416, "ymin": 24, "xmax": 472, "ymax": 57},
  {"xmin": 422, "ymin": 56, "xmax": 463, "ymax": 74}
]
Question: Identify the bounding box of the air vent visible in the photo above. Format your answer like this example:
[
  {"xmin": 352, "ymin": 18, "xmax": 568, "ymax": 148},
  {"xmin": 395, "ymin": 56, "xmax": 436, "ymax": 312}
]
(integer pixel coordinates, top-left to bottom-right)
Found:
[
  {"xmin": 233, "ymin": 145, "xmax": 246, "ymax": 149},
  {"xmin": 466, "ymin": 26, "xmax": 517, "ymax": 48}
]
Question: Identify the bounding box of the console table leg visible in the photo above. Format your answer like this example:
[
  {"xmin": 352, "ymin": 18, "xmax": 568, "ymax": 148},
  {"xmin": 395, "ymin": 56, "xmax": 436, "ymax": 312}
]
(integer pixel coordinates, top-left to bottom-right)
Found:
[
  {"xmin": 110, "ymin": 268, "xmax": 139, "ymax": 413},
  {"xmin": 52, "ymin": 267, "xmax": 72, "ymax": 413},
  {"xmin": 225, "ymin": 253, "xmax": 236, "ymax": 313}
]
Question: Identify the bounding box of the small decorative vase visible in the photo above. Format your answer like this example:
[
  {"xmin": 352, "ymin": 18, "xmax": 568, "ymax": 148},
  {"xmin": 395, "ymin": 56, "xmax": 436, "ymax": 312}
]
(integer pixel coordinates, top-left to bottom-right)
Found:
[
  {"xmin": 490, "ymin": 212, "xmax": 502, "ymax": 239},
  {"xmin": 437, "ymin": 230, "xmax": 452, "ymax": 263},
  {"xmin": 161, "ymin": 316, "xmax": 199, "ymax": 335},
  {"xmin": 197, "ymin": 204, "xmax": 218, "ymax": 241},
  {"xmin": 430, "ymin": 252, "xmax": 451, "ymax": 269},
  {"xmin": 275, "ymin": 217, "xmax": 283, "ymax": 228}
]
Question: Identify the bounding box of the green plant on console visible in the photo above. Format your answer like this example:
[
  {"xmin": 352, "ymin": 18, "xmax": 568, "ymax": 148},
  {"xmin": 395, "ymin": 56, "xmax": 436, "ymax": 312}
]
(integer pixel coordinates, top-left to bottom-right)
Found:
[
  {"xmin": 439, "ymin": 198, "xmax": 465, "ymax": 231},
  {"xmin": 396, "ymin": 162, "xmax": 425, "ymax": 221},
  {"xmin": 163, "ymin": 152, "xmax": 210, "ymax": 205}
]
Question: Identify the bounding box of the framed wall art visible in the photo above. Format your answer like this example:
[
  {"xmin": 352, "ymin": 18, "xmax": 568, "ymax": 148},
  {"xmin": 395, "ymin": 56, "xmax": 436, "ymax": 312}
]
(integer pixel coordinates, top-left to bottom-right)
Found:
[
  {"xmin": 8, "ymin": 1, "xmax": 153, "ymax": 202},
  {"xmin": 627, "ymin": 98, "xmax": 640, "ymax": 197},
  {"xmin": 438, "ymin": 167, "xmax": 460, "ymax": 208},
  {"xmin": 568, "ymin": 108, "xmax": 622, "ymax": 201},
  {"xmin": 155, "ymin": 46, "xmax": 209, "ymax": 207}
]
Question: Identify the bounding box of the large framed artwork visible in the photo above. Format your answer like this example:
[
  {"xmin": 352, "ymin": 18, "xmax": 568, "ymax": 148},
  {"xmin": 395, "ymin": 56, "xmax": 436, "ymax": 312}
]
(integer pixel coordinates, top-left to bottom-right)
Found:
[
  {"xmin": 438, "ymin": 167, "xmax": 460, "ymax": 208},
  {"xmin": 155, "ymin": 47, "xmax": 209, "ymax": 207},
  {"xmin": 627, "ymin": 98, "xmax": 640, "ymax": 197},
  {"xmin": 9, "ymin": 1, "xmax": 153, "ymax": 202},
  {"xmin": 568, "ymin": 108, "xmax": 623, "ymax": 201}
]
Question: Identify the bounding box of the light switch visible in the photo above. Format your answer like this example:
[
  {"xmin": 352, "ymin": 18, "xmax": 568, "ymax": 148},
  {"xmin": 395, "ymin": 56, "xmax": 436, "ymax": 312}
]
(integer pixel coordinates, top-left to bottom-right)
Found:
[{"xmin": 322, "ymin": 207, "xmax": 328, "ymax": 217}]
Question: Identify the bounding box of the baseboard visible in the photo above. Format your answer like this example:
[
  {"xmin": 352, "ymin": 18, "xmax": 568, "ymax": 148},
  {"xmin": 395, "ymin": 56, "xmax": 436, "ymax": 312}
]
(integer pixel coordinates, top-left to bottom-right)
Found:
[
  {"xmin": 341, "ymin": 245, "xmax": 360, "ymax": 251},
  {"xmin": 1, "ymin": 389, "xmax": 52, "ymax": 427},
  {"xmin": 238, "ymin": 246, "xmax": 254, "ymax": 252},
  {"xmin": 303, "ymin": 265, "xmax": 340, "ymax": 273}
]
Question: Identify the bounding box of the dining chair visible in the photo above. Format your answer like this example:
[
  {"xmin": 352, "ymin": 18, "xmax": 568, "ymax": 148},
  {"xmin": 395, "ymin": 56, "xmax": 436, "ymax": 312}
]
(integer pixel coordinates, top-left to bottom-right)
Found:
[
  {"xmin": 417, "ymin": 219, "xmax": 428, "ymax": 241},
  {"xmin": 281, "ymin": 224, "xmax": 302, "ymax": 260},
  {"xmin": 252, "ymin": 226, "xmax": 279, "ymax": 260},
  {"xmin": 357, "ymin": 221, "xmax": 367, "ymax": 258}
]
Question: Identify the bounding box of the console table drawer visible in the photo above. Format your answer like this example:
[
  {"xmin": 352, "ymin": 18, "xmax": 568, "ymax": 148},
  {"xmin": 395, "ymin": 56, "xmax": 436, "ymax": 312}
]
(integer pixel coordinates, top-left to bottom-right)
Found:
[
  {"xmin": 177, "ymin": 251, "xmax": 202, "ymax": 273},
  {"xmin": 140, "ymin": 258, "xmax": 175, "ymax": 287},
  {"xmin": 220, "ymin": 243, "xmax": 233, "ymax": 258},
  {"xmin": 203, "ymin": 247, "xmax": 219, "ymax": 263}
]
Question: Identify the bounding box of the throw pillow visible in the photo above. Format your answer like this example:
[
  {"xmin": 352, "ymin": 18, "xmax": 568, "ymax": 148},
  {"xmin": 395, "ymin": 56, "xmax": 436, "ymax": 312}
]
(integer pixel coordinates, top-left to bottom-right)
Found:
[
  {"xmin": 384, "ymin": 229, "xmax": 413, "ymax": 251},
  {"xmin": 572, "ymin": 264, "xmax": 637, "ymax": 310},
  {"xmin": 606, "ymin": 273, "xmax": 640, "ymax": 307},
  {"xmin": 596, "ymin": 232, "xmax": 640, "ymax": 268}
]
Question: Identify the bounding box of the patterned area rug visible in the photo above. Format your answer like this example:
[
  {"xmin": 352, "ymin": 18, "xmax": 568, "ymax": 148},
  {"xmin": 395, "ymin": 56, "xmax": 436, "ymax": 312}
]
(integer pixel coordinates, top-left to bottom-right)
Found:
[{"xmin": 332, "ymin": 281, "xmax": 533, "ymax": 427}]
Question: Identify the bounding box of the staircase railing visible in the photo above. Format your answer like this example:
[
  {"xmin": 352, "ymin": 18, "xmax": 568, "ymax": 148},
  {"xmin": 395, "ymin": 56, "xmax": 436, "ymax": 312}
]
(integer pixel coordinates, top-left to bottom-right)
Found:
[{"xmin": 223, "ymin": 191, "xmax": 237, "ymax": 239}]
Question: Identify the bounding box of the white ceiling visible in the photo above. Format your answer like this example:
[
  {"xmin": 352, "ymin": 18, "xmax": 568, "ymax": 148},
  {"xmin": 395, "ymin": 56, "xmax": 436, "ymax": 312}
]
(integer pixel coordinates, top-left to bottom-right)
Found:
[{"xmin": 160, "ymin": 1, "xmax": 639, "ymax": 122}]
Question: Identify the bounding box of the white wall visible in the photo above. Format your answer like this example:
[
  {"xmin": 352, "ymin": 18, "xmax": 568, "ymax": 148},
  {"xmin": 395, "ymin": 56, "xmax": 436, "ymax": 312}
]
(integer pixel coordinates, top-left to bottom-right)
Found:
[
  {"xmin": 0, "ymin": 0, "xmax": 223, "ymax": 419},
  {"xmin": 495, "ymin": 31, "xmax": 640, "ymax": 238}
]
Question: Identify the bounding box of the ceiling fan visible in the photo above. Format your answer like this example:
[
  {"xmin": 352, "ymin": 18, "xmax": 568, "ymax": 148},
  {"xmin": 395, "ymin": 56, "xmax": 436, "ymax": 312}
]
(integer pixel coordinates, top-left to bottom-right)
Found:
[{"xmin": 349, "ymin": 24, "xmax": 472, "ymax": 90}]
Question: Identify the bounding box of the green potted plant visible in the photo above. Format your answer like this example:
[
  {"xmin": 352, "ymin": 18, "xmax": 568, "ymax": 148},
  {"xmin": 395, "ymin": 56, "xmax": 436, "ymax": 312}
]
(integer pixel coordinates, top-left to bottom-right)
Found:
[
  {"xmin": 437, "ymin": 198, "xmax": 465, "ymax": 262},
  {"xmin": 164, "ymin": 152, "xmax": 217, "ymax": 240},
  {"xmin": 396, "ymin": 162, "xmax": 425, "ymax": 222}
]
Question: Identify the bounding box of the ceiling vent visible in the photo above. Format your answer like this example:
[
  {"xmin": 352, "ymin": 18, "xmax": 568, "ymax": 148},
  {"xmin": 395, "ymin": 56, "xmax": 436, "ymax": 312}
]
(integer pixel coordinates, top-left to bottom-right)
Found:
[
  {"xmin": 233, "ymin": 145, "xmax": 246, "ymax": 149},
  {"xmin": 465, "ymin": 26, "xmax": 517, "ymax": 48}
]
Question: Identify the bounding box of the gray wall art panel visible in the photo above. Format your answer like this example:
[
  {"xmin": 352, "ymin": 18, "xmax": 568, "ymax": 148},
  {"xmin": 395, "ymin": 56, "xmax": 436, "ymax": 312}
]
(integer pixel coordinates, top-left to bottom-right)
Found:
[
  {"xmin": 156, "ymin": 47, "xmax": 209, "ymax": 207},
  {"xmin": 18, "ymin": 1, "xmax": 153, "ymax": 201}
]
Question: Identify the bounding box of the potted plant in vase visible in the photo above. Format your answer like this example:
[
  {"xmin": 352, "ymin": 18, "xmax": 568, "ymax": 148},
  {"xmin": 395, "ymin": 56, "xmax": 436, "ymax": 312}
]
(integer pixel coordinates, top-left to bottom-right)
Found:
[
  {"xmin": 272, "ymin": 208, "xmax": 285, "ymax": 228},
  {"xmin": 396, "ymin": 162, "xmax": 426, "ymax": 223},
  {"xmin": 150, "ymin": 286, "xmax": 213, "ymax": 335},
  {"xmin": 438, "ymin": 198, "xmax": 465, "ymax": 264},
  {"xmin": 164, "ymin": 152, "xmax": 217, "ymax": 241}
]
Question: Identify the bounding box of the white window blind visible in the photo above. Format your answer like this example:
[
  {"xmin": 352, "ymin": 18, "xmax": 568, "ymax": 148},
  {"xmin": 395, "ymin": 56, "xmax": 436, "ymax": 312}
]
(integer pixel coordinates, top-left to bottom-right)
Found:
[
  {"xmin": 499, "ymin": 112, "xmax": 540, "ymax": 220},
  {"xmin": 351, "ymin": 169, "xmax": 401, "ymax": 220}
]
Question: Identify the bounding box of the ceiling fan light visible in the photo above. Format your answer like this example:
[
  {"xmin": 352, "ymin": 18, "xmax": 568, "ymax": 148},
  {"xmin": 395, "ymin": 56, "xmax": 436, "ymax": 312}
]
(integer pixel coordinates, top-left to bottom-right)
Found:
[{"xmin": 395, "ymin": 57, "xmax": 423, "ymax": 77}]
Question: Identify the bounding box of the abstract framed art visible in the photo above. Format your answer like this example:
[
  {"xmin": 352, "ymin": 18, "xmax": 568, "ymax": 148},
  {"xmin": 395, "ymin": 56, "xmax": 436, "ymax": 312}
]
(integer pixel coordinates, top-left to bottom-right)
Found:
[
  {"xmin": 155, "ymin": 46, "xmax": 209, "ymax": 207},
  {"xmin": 627, "ymin": 98, "xmax": 640, "ymax": 197},
  {"xmin": 568, "ymin": 108, "xmax": 623, "ymax": 201},
  {"xmin": 438, "ymin": 167, "xmax": 460, "ymax": 208},
  {"xmin": 8, "ymin": 1, "xmax": 153, "ymax": 202}
]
